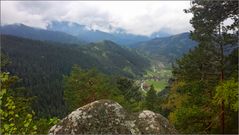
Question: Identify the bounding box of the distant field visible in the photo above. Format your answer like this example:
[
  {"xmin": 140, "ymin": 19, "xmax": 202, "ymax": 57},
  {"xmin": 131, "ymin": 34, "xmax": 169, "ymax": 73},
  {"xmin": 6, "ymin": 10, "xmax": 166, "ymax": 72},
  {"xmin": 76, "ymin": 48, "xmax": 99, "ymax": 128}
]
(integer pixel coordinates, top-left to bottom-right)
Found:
[
  {"xmin": 143, "ymin": 67, "xmax": 172, "ymax": 92},
  {"xmin": 144, "ymin": 69, "xmax": 172, "ymax": 78},
  {"xmin": 145, "ymin": 79, "xmax": 167, "ymax": 92},
  {"xmin": 158, "ymin": 69, "xmax": 172, "ymax": 79}
]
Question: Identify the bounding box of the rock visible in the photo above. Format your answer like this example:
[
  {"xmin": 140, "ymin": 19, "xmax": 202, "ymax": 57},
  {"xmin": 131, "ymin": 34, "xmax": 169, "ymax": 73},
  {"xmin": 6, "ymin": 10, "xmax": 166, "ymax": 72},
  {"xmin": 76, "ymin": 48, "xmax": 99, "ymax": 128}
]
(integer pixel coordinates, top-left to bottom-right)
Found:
[{"xmin": 49, "ymin": 99, "xmax": 177, "ymax": 134}]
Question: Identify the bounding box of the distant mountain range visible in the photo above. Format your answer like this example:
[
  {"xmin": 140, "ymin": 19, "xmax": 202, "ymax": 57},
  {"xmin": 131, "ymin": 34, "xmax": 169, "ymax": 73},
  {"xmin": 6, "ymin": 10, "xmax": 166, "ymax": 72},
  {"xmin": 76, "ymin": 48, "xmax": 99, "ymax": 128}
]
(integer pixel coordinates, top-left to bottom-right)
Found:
[
  {"xmin": 1, "ymin": 22, "xmax": 198, "ymax": 66},
  {"xmin": 1, "ymin": 22, "xmax": 172, "ymax": 46},
  {"xmin": 47, "ymin": 21, "xmax": 150, "ymax": 45},
  {"xmin": 0, "ymin": 24, "xmax": 83, "ymax": 44},
  {"xmin": 150, "ymin": 31, "xmax": 171, "ymax": 38}
]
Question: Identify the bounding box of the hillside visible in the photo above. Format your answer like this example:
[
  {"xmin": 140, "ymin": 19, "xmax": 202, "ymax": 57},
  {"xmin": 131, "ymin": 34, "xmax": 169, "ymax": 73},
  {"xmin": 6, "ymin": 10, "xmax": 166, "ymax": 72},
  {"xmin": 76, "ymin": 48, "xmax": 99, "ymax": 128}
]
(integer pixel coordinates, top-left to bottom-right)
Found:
[
  {"xmin": 131, "ymin": 32, "xmax": 197, "ymax": 65},
  {"xmin": 83, "ymin": 40, "xmax": 149, "ymax": 76},
  {"xmin": 0, "ymin": 24, "xmax": 83, "ymax": 44},
  {"xmin": 1, "ymin": 35, "xmax": 150, "ymax": 117}
]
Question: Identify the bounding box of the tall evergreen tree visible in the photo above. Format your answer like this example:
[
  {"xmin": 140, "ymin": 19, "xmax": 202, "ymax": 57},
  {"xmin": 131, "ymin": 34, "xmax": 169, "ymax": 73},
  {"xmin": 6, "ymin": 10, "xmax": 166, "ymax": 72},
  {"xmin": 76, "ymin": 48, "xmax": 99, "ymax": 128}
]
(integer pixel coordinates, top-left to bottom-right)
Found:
[
  {"xmin": 185, "ymin": 0, "xmax": 238, "ymax": 133},
  {"xmin": 145, "ymin": 85, "xmax": 157, "ymax": 111},
  {"xmin": 164, "ymin": 0, "xmax": 238, "ymax": 133}
]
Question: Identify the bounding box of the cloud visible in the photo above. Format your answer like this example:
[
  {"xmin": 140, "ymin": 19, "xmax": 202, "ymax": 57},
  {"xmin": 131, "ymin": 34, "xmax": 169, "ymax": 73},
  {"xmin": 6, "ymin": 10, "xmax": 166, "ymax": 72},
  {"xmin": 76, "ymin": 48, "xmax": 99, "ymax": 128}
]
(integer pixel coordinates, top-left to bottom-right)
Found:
[{"xmin": 1, "ymin": 1, "xmax": 193, "ymax": 36}]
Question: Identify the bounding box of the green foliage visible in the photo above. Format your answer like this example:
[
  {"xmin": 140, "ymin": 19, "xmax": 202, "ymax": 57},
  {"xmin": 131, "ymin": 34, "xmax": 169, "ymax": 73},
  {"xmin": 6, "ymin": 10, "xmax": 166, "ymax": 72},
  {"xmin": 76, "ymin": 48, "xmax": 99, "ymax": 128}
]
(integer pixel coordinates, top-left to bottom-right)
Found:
[
  {"xmin": 213, "ymin": 79, "xmax": 239, "ymax": 112},
  {"xmin": 64, "ymin": 66, "xmax": 147, "ymax": 113},
  {"xmin": 35, "ymin": 117, "xmax": 60, "ymax": 134},
  {"xmin": 145, "ymin": 80, "xmax": 167, "ymax": 92},
  {"xmin": 116, "ymin": 77, "xmax": 143, "ymax": 102},
  {"xmin": 0, "ymin": 72, "xmax": 37, "ymax": 134},
  {"xmin": 164, "ymin": 0, "xmax": 239, "ymax": 133},
  {"xmin": 170, "ymin": 106, "xmax": 211, "ymax": 133},
  {"xmin": 145, "ymin": 85, "xmax": 158, "ymax": 111},
  {"xmin": 1, "ymin": 35, "xmax": 150, "ymax": 117},
  {"xmin": 64, "ymin": 66, "xmax": 125, "ymax": 112},
  {"xmin": 49, "ymin": 117, "xmax": 60, "ymax": 125},
  {"xmin": 116, "ymin": 77, "xmax": 144, "ymax": 112},
  {"xmin": 134, "ymin": 33, "xmax": 197, "ymax": 65},
  {"xmin": 1, "ymin": 53, "xmax": 10, "ymax": 67}
]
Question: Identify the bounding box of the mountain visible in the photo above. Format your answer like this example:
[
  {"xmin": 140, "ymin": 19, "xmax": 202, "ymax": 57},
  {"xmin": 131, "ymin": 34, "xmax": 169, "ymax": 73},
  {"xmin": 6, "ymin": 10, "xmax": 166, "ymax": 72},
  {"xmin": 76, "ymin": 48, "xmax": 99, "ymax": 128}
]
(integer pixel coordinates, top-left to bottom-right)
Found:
[
  {"xmin": 1, "ymin": 34, "xmax": 150, "ymax": 117},
  {"xmin": 150, "ymin": 31, "xmax": 171, "ymax": 38},
  {"xmin": 0, "ymin": 24, "xmax": 83, "ymax": 44},
  {"xmin": 47, "ymin": 21, "xmax": 149, "ymax": 45},
  {"xmin": 131, "ymin": 32, "xmax": 198, "ymax": 65},
  {"xmin": 83, "ymin": 40, "xmax": 150, "ymax": 76}
]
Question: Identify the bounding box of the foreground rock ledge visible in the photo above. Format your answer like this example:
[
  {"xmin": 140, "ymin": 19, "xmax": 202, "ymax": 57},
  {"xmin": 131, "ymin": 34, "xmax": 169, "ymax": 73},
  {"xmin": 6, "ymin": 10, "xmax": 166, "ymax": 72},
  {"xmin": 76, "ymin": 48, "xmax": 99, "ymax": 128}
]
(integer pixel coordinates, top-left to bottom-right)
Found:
[{"xmin": 49, "ymin": 99, "xmax": 177, "ymax": 134}]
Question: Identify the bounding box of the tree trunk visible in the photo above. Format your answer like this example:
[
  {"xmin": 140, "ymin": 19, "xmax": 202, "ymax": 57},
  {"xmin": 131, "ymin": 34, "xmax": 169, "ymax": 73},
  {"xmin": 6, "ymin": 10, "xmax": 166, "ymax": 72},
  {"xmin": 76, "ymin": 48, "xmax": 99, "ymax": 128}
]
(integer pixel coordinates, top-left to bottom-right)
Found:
[{"xmin": 219, "ymin": 22, "xmax": 225, "ymax": 134}]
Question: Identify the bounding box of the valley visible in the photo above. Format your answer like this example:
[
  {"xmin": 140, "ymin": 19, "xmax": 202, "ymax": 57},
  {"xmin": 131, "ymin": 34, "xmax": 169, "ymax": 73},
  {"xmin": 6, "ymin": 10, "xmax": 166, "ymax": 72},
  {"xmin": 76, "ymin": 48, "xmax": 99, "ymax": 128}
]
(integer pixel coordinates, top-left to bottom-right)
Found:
[
  {"xmin": 143, "ymin": 68, "xmax": 172, "ymax": 92},
  {"xmin": 0, "ymin": 23, "xmax": 197, "ymax": 117},
  {"xmin": 1, "ymin": 1, "xmax": 238, "ymax": 134},
  {"xmin": 0, "ymin": 24, "xmax": 197, "ymax": 96}
]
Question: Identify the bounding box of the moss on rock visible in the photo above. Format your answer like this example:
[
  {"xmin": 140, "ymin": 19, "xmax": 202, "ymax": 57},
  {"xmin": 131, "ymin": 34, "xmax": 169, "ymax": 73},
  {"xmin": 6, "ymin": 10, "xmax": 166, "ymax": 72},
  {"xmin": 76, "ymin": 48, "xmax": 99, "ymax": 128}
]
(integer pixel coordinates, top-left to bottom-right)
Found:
[{"xmin": 49, "ymin": 100, "xmax": 177, "ymax": 134}]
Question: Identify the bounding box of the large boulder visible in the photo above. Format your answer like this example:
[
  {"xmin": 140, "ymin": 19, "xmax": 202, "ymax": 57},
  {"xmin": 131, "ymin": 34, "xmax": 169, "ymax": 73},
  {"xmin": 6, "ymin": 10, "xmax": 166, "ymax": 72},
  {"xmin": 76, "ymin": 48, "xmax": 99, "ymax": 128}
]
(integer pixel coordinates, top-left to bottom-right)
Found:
[{"xmin": 49, "ymin": 100, "xmax": 177, "ymax": 134}]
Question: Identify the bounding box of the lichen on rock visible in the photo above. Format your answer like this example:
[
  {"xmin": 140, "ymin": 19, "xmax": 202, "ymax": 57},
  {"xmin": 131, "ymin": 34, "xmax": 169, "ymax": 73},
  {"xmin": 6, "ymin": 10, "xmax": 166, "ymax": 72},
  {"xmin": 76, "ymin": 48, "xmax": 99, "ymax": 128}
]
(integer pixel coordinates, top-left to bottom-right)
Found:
[{"xmin": 49, "ymin": 99, "xmax": 177, "ymax": 134}]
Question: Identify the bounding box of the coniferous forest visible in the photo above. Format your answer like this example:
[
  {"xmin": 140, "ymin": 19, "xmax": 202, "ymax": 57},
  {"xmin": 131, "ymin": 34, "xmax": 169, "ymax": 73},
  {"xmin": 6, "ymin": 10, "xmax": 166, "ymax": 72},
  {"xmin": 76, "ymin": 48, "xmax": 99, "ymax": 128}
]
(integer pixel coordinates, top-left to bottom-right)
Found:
[{"xmin": 0, "ymin": 0, "xmax": 238, "ymax": 134}]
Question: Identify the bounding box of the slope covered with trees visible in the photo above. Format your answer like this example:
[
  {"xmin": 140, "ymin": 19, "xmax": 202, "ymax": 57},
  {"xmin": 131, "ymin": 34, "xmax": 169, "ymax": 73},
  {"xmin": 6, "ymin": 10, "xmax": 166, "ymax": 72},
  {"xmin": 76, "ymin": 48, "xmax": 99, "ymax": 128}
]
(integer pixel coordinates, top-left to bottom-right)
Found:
[
  {"xmin": 161, "ymin": 0, "xmax": 238, "ymax": 133},
  {"xmin": 131, "ymin": 32, "xmax": 197, "ymax": 64},
  {"xmin": 1, "ymin": 35, "xmax": 150, "ymax": 117}
]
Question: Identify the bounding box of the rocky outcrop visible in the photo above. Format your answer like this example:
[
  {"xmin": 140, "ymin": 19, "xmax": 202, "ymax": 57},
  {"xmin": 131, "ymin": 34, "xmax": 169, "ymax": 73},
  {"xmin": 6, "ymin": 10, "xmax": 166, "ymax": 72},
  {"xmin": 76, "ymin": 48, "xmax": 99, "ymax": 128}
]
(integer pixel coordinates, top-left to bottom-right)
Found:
[{"xmin": 49, "ymin": 100, "xmax": 177, "ymax": 134}]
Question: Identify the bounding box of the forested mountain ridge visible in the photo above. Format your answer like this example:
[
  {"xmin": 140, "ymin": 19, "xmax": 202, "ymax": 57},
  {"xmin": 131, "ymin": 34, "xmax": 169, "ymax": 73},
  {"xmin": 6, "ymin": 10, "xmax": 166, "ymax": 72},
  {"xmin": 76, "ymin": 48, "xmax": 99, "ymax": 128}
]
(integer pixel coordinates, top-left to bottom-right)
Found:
[
  {"xmin": 131, "ymin": 32, "xmax": 197, "ymax": 64},
  {"xmin": 0, "ymin": 24, "xmax": 84, "ymax": 44},
  {"xmin": 83, "ymin": 40, "xmax": 150, "ymax": 76},
  {"xmin": 1, "ymin": 34, "xmax": 150, "ymax": 117}
]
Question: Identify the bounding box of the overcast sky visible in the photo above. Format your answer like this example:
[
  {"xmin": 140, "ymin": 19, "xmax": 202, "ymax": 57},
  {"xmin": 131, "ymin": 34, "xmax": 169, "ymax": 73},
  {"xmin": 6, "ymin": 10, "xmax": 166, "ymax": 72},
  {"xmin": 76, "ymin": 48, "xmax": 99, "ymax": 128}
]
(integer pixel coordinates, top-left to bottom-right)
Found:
[{"xmin": 1, "ymin": 1, "xmax": 193, "ymax": 36}]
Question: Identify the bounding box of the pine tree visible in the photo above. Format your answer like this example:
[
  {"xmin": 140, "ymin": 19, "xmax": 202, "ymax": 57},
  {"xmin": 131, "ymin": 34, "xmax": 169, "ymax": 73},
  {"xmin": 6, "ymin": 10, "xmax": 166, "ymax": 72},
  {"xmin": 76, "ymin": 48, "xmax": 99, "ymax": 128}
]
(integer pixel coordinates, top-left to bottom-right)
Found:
[
  {"xmin": 185, "ymin": 0, "xmax": 238, "ymax": 133},
  {"xmin": 145, "ymin": 85, "xmax": 157, "ymax": 111},
  {"xmin": 164, "ymin": 0, "xmax": 238, "ymax": 133}
]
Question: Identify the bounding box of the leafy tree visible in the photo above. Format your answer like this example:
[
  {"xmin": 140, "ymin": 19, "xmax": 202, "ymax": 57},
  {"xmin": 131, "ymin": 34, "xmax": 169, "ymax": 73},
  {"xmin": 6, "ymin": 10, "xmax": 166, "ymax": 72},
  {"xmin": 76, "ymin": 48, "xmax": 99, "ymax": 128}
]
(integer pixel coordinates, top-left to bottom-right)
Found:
[
  {"xmin": 35, "ymin": 117, "xmax": 60, "ymax": 134},
  {"xmin": 63, "ymin": 65, "xmax": 125, "ymax": 112},
  {"xmin": 0, "ymin": 72, "xmax": 37, "ymax": 134},
  {"xmin": 213, "ymin": 79, "xmax": 238, "ymax": 112},
  {"xmin": 0, "ymin": 53, "xmax": 60, "ymax": 134}
]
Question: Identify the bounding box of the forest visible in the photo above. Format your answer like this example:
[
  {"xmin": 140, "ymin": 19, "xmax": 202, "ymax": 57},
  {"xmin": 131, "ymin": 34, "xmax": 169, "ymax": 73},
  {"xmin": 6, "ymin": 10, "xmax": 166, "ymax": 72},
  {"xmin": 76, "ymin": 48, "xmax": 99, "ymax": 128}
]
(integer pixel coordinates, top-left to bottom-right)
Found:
[{"xmin": 0, "ymin": 0, "xmax": 238, "ymax": 134}]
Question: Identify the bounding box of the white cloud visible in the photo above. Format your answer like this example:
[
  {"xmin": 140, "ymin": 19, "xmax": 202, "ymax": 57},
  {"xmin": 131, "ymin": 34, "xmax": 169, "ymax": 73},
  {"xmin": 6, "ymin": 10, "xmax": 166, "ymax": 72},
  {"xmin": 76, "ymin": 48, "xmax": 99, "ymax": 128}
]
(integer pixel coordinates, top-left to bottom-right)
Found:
[{"xmin": 1, "ymin": 1, "xmax": 193, "ymax": 36}]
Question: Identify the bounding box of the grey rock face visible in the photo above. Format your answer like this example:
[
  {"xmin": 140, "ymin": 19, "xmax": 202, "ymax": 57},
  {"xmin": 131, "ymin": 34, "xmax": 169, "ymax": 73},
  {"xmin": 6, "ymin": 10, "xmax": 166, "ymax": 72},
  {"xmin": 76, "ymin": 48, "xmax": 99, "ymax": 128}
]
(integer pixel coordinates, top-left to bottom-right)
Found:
[{"xmin": 49, "ymin": 100, "xmax": 177, "ymax": 134}]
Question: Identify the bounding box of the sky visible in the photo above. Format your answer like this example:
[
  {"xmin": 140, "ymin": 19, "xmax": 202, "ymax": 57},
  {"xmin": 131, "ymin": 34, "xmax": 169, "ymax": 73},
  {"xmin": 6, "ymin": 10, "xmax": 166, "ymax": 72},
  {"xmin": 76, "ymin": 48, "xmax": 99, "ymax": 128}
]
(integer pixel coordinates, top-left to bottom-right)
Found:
[{"xmin": 1, "ymin": 1, "xmax": 193, "ymax": 36}]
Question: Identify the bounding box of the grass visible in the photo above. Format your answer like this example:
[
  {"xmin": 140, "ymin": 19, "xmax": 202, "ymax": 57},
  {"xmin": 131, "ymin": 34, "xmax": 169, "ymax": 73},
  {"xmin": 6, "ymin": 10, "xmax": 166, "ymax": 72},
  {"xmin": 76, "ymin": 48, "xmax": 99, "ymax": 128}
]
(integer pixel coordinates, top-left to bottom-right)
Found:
[
  {"xmin": 144, "ymin": 69, "xmax": 172, "ymax": 78},
  {"xmin": 145, "ymin": 79, "xmax": 167, "ymax": 92},
  {"xmin": 158, "ymin": 69, "xmax": 172, "ymax": 78},
  {"xmin": 142, "ymin": 67, "xmax": 172, "ymax": 92}
]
